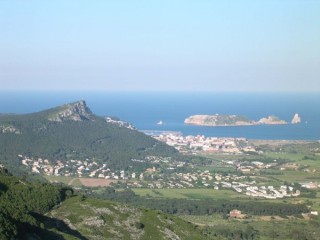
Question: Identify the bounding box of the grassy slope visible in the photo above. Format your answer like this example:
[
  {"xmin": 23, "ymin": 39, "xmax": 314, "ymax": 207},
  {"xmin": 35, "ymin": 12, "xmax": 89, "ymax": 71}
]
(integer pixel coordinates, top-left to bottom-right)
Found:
[{"xmin": 47, "ymin": 196, "xmax": 205, "ymax": 240}]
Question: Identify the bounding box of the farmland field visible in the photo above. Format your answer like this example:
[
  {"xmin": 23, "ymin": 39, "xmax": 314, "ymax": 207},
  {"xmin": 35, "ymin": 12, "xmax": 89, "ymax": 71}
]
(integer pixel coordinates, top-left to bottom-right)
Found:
[
  {"xmin": 45, "ymin": 176, "xmax": 117, "ymax": 187},
  {"xmin": 79, "ymin": 178, "xmax": 117, "ymax": 187},
  {"xmin": 133, "ymin": 188, "xmax": 248, "ymax": 200}
]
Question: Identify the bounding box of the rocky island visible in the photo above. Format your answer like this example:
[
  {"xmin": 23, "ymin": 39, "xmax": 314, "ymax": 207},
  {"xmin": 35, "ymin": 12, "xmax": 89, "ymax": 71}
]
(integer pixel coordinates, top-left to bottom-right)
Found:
[
  {"xmin": 291, "ymin": 113, "xmax": 301, "ymax": 124},
  {"xmin": 184, "ymin": 114, "xmax": 255, "ymax": 126},
  {"xmin": 184, "ymin": 114, "xmax": 288, "ymax": 126}
]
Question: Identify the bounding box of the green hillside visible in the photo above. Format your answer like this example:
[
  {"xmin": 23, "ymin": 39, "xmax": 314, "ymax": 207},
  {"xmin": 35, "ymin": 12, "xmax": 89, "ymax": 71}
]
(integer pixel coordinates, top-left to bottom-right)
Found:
[
  {"xmin": 0, "ymin": 167, "xmax": 205, "ymax": 239},
  {"xmin": 0, "ymin": 101, "xmax": 177, "ymax": 174},
  {"xmin": 48, "ymin": 196, "xmax": 204, "ymax": 240}
]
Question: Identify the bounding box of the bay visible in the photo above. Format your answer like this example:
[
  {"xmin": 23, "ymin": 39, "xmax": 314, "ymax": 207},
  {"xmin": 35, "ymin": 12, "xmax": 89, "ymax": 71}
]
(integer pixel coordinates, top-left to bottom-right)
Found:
[{"xmin": 0, "ymin": 91, "xmax": 319, "ymax": 140}]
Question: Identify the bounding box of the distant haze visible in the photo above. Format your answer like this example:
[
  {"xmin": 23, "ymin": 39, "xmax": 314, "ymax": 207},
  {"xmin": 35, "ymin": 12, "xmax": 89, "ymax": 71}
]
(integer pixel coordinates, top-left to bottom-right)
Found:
[{"xmin": 0, "ymin": 1, "xmax": 319, "ymax": 92}]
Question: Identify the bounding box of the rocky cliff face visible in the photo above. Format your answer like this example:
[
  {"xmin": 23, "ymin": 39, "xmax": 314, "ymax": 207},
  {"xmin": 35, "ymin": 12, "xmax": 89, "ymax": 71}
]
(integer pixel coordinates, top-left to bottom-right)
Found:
[{"xmin": 49, "ymin": 100, "xmax": 94, "ymax": 122}]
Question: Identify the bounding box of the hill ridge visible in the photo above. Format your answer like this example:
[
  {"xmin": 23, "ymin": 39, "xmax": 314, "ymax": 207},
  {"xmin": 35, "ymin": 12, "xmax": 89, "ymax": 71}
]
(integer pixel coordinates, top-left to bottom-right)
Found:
[{"xmin": 0, "ymin": 101, "xmax": 177, "ymax": 175}]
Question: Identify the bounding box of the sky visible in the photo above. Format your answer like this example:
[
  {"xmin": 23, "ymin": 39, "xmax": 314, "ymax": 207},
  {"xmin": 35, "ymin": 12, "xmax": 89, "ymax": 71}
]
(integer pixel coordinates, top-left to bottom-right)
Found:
[{"xmin": 0, "ymin": 0, "xmax": 319, "ymax": 92}]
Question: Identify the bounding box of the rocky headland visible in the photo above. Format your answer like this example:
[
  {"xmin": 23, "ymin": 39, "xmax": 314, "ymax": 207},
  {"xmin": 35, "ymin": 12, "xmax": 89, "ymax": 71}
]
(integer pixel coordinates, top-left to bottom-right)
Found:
[{"xmin": 48, "ymin": 100, "xmax": 94, "ymax": 122}]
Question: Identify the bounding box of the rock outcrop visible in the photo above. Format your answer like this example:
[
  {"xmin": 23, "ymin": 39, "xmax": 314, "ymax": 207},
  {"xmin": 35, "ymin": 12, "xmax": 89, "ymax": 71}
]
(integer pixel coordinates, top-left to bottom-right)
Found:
[
  {"xmin": 0, "ymin": 125, "xmax": 21, "ymax": 134},
  {"xmin": 105, "ymin": 117, "xmax": 136, "ymax": 130},
  {"xmin": 49, "ymin": 100, "xmax": 94, "ymax": 122},
  {"xmin": 291, "ymin": 113, "xmax": 301, "ymax": 124}
]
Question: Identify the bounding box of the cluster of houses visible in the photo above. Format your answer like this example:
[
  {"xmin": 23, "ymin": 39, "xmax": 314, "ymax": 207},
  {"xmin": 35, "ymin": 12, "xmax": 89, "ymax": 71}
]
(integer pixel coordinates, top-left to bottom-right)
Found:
[
  {"xmin": 128, "ymin": 168, "xmax": 301, "ymax": 200},
  {"xmin": 18, "ymin": 148, "xmax": 311, "ymax": 200},
  {"xmin": 223, "ymin": 159, "xmax": 278, "ymax": 174},
  {"xmin": 153, "ymin": 133, "xmax": 256, "ymax": 154},
  {"xmin": 20, "ymin": 155, "xmax": 132, "ymax": 180},
  {"xmin": 245, "ymin": 185, "xmax": 300, "ymax": 199},
  {"xmin": 20, "ymin": 154, "xmax": 304, "ymax": 199},
  {"xmin": 300, "ymin": 182, "xmax": 320, "ymax": 189},
  {"xmin": 126, "ymin": 169, "xmax": 216, "ymax": 189},
  {"xmin": 20, "ymin": 154, "xmax": 181, "ymax": 182}
]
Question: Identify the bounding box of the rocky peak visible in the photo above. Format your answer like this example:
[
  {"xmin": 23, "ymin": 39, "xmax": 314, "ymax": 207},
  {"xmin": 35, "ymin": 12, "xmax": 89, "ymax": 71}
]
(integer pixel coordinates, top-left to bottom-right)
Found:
[{"xmin": 49, "ymin": 100, "xmax": 94, "ymax": 122}]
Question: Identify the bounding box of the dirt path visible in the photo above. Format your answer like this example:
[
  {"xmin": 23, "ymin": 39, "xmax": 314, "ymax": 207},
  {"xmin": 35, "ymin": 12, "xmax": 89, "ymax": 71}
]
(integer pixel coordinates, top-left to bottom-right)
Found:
[{"xmin": 68, "ymin": 178, "xmax": 79, "ymax": 186}]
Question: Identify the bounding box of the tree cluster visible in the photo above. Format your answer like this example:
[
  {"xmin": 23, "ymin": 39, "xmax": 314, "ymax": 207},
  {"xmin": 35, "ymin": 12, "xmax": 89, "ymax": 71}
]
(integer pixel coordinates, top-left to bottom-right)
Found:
[
  {"xmin": 90, "ymin": 187, "xmax": 308, "ymax": 216},
  {"xmin": 0, "ymin": 168, "xmax": 72, "ymax": 239}
]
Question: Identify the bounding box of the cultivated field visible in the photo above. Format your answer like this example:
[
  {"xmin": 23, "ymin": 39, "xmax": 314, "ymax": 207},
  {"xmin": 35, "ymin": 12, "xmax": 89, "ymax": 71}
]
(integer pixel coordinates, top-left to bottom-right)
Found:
[{"xmin": 79, "ymin": 178, "xmax": 117, "ymax": 187}]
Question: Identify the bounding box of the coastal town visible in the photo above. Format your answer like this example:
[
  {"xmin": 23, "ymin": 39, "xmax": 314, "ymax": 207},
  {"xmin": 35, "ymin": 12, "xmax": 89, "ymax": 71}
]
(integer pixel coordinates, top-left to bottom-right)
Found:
[
  {"xmin": 18, "ymin": 127, "xmax": 318, "ymax": 200},
  {"xmin": 152, "ymin": 132, "xmax": 256, "ymax": 154},
  {"xmin": 20, "ymin": 133, "xmax": 256, "ymax": 179},
  {"xmin": 20, "ymin": 143, "xmax": 312, "ymax": 200}
]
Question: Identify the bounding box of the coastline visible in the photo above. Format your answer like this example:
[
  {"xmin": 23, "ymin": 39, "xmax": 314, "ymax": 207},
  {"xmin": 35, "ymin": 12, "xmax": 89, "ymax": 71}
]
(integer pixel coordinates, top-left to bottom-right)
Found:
[{"xmin": 1, "ymin": 91, "xmax": 319, "ymax": 140}]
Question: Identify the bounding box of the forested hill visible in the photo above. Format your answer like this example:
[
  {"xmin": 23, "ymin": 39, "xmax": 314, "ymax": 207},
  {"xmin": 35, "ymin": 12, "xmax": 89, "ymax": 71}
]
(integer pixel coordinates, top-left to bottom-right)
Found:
[
  {"xmin": 0, "ymin": 167, "xmax": 72, "ymax": 239},
  {"xmin": 0, "ymin": 100, "xmax": 177, "ymax": 174}
]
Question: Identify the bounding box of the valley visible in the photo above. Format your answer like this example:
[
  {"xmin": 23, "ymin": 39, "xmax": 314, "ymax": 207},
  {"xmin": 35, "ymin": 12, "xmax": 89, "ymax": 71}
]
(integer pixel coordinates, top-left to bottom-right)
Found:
[
  {"xmin": 2, "ymin": 0, "xmax": 319, "ymax": 238},
  {"xmin": 44, "ymin": 137, "xmax": 320, "ymax": 239}
]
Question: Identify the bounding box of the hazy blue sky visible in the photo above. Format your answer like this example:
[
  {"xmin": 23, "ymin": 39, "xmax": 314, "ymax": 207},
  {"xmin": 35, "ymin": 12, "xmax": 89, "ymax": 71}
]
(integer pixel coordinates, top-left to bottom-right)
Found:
[{"xmin": 0, "ymin": 1, "xmax": 319, "ymax": 92}]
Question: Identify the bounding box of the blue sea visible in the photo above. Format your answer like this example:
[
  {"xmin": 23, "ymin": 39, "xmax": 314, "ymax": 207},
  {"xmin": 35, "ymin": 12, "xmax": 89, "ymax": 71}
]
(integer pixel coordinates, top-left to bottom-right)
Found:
[{"xmin": 0, "ymin": 91, "xmax": 319, "ymax": 140}]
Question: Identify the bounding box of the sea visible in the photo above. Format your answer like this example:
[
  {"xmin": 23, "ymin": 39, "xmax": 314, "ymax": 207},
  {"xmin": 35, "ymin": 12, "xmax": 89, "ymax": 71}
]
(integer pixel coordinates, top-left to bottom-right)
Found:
[{"xmin": 0, "ymin": 91, "xmax": 319, "ymax": 140}]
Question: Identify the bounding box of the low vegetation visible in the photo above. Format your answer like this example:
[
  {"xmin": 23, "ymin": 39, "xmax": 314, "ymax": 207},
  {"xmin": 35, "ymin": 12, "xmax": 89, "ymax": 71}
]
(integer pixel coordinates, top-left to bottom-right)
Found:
[
  {"xmin": 0, "ymin": 167, "xmax": 206, "ymax": 239},
  {"xmin": 48, "ymin": 196, "xmax": 205, "ymax": 240}
]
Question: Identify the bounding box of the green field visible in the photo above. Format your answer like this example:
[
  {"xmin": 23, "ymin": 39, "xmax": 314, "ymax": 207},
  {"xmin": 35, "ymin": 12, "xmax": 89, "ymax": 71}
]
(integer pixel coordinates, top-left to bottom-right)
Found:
[
  {"xmin": 265, "ymin": 152, "xmax": 306, "ymax": 161},
  {"xmin": 268, "ymin": 170, "xmax": 319, "ymax": 183},
  {"xmin": 196, "ymin": 166, "xmax": 237, "ymax": 173},
  {"xmin": 265, "ymin": 148, "xmax": 320, "ymax": 161},
  {"xmin": 45, "ymin": 175, "xmax": 82, "ymax": 187},
  {"xmin": 180, "ymin": 214, "xmax": 320, "ymax": 240},
  {"xmin": 133, "ymin": 188, "xmax": 248, "ymax": 200}
]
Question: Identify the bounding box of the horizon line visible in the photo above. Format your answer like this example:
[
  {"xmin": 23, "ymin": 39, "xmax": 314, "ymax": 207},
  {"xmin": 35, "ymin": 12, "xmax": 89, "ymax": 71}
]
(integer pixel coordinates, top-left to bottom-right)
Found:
[{"xmin": 0, "ymin": 89, "xmax": 319, "ymax": 94}]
